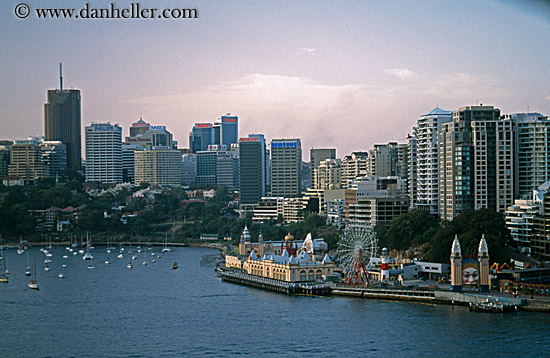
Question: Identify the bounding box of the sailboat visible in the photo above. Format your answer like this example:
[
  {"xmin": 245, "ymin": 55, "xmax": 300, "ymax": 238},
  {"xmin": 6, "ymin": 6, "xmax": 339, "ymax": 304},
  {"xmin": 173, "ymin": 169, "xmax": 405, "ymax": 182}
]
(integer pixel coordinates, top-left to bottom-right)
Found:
[
  {"xmin": 83, "ymin": 232, "xmax": 93, "ymax": 260},
  {"xmin": 162, "ymin": 233, "xmax": 171, "ymax": 253},
  {"xmin": 28, "ymin": 257, "xmax": 38, "ymax": 290},
  {"xmin": 142, "ymin": 245, "xmax": 148, "ymax": 266},
  {"xmin": 17, "ymin": 237, "xmax": 25, "ymax": 255},
  {"xmin": 25, "ymin": 250, "xmax": 32, "ymax": 276},
  {"xmin": 0, "ymin": 244, "xmax": 8, "ymax": 282}
]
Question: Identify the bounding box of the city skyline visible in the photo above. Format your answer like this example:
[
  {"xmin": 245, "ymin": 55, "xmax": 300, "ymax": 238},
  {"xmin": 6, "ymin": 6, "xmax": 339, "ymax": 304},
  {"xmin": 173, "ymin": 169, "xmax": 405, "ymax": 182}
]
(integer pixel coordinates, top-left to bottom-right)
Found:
[{"xmin": 1, "ymin": 0, "xmax": 550, "ymax": 159}]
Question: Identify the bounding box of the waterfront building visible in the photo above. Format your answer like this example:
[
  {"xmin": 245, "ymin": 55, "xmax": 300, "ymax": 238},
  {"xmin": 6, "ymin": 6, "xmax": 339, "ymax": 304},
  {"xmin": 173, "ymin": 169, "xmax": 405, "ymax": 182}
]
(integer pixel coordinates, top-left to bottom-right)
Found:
[
  {"xmin": 39, "ymin": 141, "xmax": 67, "ymax": 177},
  {"xmin": 505, "ymin": 113, "xmax": 550, "ymax": 199},
  {"xmin": 7, "ymin": 140, "xmax": 43, "ymax": 183},
  {"xmin": 44, "ymin": 72, "xmax": 81, "ymax": 169},
  {"xmin": 270, "ymin": 138, "xmax": 302, "ymax": 197},
  {"xmin": 239, "ymin": 134, "xmax": 267, "ymax": 205},
  {"xmin": 229, "ymin": 228, "xmax": 334, "ymax": 282},
  {"xmin": 412, "ymin": 107, "xmax": 452, "ymax": 214},
  {"xmin": 85, "ymin": 123, "xmax": 123, "ymax": 184},
  {"xmin": 310, "ymin": 148, "xmax": 336, "ymax": 189},
  {"xmin": 341, "ymin": 151, "xmax": 368, "ymax": 188},
  {"xmin": 134, "ymin": 148, "xmax": 182, "ymax": 186},
  {"xmin": 439, "ymin": 105, "xmax": 513, "ymax": 220}
]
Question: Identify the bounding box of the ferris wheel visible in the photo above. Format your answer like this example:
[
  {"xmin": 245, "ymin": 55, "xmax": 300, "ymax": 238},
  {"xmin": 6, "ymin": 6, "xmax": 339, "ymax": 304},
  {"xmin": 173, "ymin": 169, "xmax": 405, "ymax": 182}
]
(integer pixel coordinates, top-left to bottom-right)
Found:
[{"xmin": 337, "ymin": 224, "xmax": 378, "ymax": 285}]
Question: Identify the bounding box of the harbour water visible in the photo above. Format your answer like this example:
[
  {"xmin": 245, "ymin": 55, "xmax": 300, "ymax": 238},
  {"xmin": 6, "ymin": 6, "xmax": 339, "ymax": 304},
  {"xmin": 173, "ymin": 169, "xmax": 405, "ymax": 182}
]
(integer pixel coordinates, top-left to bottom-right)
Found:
[{"xmin": 1, "ymin": 246, "xmax": 549, "ymax": 357}]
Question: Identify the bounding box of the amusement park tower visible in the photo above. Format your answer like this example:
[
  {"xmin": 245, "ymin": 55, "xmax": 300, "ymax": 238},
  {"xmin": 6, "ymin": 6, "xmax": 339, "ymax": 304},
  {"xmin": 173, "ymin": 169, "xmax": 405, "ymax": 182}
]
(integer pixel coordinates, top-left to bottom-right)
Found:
[
  {"xmin": 450, "ymin": 235, "xmax": 462, "ymax": 292},
  {"xmin": 380, "ymin": 247, "xmax": 389, "ymax": 281},
  {"xmin": 478, "ymin": 235, "xmax": 490, "ymax": 292}
]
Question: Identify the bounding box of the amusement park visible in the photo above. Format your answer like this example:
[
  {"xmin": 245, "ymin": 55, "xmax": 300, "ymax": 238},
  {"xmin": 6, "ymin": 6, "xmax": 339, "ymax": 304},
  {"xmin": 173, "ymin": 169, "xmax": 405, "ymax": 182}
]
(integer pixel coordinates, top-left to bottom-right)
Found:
[{"xmin": 220, "ymin": 225, "xmax": 550, "ymax": 312}]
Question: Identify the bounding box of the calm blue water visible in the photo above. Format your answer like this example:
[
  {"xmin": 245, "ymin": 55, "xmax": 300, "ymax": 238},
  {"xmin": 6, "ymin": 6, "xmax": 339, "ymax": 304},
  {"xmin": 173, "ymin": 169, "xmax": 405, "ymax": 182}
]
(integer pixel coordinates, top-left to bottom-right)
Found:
[{"xmin": 1, "ymin": 246, "xmax": 549, "ymax": 357}]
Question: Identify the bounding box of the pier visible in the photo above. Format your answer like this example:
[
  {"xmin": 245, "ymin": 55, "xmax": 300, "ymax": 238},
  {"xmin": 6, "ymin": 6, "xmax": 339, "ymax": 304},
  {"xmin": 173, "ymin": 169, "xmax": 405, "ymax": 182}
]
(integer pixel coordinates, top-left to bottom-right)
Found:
[{"xmin": 218, "ymin": 269, "xmax": 332, "ymax": 296}]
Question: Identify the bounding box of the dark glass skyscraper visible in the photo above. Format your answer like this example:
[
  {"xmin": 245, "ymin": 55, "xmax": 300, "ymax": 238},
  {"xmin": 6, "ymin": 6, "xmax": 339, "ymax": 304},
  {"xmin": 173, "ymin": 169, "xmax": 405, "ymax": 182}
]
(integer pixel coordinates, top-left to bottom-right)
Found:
[
  {"xmin": 44, "ymin": 89, "xmax": 82, "ymax": 169},
  {"xmin": 218, "ymin": 114, "xmax": 238, "ymax": 147},
  {"xmin": 239, "ymin": 134, "xmax": 266, "ymax": 204}
]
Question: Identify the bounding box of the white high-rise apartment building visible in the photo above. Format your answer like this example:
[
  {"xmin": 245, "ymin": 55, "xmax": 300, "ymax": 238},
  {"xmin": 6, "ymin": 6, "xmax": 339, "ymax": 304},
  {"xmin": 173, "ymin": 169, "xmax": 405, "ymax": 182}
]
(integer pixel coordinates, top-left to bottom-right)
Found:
[
  {"xmin": 85, "ymin": 123, "xmax": 122, "ymax": 184},
  {"xmin": 504, "ymin": 113, "xmax": 550, "ymax": 199},
  {"xmin": 412, "ymin": 107, "xmax": 452, "ymax": 215}
]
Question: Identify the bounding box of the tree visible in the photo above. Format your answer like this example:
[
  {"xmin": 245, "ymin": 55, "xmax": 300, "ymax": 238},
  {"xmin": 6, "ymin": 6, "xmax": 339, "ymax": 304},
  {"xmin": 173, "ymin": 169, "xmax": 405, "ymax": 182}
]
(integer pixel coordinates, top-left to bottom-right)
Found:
[
  {"xmin": 426, "ymin": 209, "xmax": 511, "ymax": 263},
  {"xmin": 377, "ymin": 210, "xmax": 439, "ymax": 251}
]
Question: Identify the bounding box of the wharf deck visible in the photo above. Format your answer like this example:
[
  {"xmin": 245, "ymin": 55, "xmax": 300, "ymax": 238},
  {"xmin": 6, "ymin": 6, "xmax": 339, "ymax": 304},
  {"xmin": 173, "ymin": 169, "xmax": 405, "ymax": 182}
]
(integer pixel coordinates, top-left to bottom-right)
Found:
[{"xmin": 218, "ymin": 269, "xmax": 332, "ymax": 296}]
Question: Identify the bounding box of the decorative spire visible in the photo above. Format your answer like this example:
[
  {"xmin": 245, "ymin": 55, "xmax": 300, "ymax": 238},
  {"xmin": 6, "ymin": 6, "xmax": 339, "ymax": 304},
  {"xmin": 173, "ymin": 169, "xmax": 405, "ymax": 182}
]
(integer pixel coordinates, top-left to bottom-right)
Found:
[
  {"xmin": 478, "ymin": 234, "xmax": 489, "ymax": 257},
  {"xmin": 240, "ymin": 225, "xmax": 251, "ymax": 244},
  {"xmin": 451, "ymin": 235, "xmax": 462, "ymax": 257}
]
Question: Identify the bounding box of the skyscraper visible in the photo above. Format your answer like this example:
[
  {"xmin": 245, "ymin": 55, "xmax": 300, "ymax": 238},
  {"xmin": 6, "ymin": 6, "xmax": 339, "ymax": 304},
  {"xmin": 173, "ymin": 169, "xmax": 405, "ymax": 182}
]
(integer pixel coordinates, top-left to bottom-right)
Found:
[
  {"xmin": 270, "ymin": 138, "xmax": 302, "ymax": 198},
  {"xmin": 85, "ymin": 123, "xmax": 122, "ymax": 184},
  {"xmin": 189, "ymin": 123, "xmax": 214, "ymax": 153},
  {"xmin": 506, "ymin": 113, "xmax": 550, "ymax": 199},
  {"xmin": 216, "ymin": 114, "xmax": 239, "ymax": 147},
  {"xmin": 412, "ymin": 107, "xmax": 452, "ymax": 214},
  {"xmin": 44, "ymin": 66, "xmax": 81, "ymax": 170},
  {"xmin": 239, "ymin": 134, "xmax": 266, "ymax": 204},
  {"xmin": 439, "ymin": 105, "xmax": 510, "ymax": 220}
]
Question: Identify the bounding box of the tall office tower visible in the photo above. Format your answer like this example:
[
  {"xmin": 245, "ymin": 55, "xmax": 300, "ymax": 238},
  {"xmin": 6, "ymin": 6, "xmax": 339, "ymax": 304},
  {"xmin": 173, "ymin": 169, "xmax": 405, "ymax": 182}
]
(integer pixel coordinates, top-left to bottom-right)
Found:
[
  {"xmin": 270, "ymin": 138, "xmax": 302, "ymax": 198},
  {"xmin": 44, "ymin": 66, "xmax": 81, "ymax": 170},
  {"xmin": 215, "ymin": 114, "xmax": 239, "ymax": 147},
  {"xmin": 439, "ymin": 105, "xmax": 504, "ymax": 220},
  {"xmin": 8, "ymin": 140, "xmax": 43, "ymax": 182},
  {"xmin": 504, "ymin": 113, "xmax": 550, "ymax": 199},
  {"xmin": 126, "ymin": 122, "xmax": 174, "ymax": 149},
  {"xmin": 0, "ymin": 142, "xmax": 13, "ymax": 179},
  {"xmin": 134, "ymin": 149, "xmax": 182, "ymax": 186},
  {"xmin": 341, "ymin": 152, "xmax": 368, "ymax": 188},
  {"xmin": 39, "ymin": 141, "xmax": 67, "ymax": 177},
  {"xmin": 181, "ymin": 153, "xmax": 197, "ymax": 185},
  {"xmin": 413, "ymin": 107, "xmax": 452, "ymax": 214},
  {"xmin": 494, "ymin": 118, "xmax": 515, "ymax": 212},
  {"xmin": 85, "ymin": 123, "xmax": 122, "ymax": 184},
  {"xmin": 239, "ymin": 134, "xmax": 266, "ymax": 204},
  {"xmin": 122, "ymin": 143, "xmax": 144, "ymax": 183},
  {"xmin": 310, "ymin": 148, "xmax": 336, "ymax": 189},
  {"xmin": 195, "ymin": 150, "xmax": 217, "ymax": 186},
  {"xmin": 189, "ymin": 123, "xmax": 214, "ymax": 153},
  {"xmin": 407, "ymin": 132, "xmax": 417, "ymax": 209},
  {"xmin": 129, "ymin": 117, "xmax": 150, "ymax": 137}
]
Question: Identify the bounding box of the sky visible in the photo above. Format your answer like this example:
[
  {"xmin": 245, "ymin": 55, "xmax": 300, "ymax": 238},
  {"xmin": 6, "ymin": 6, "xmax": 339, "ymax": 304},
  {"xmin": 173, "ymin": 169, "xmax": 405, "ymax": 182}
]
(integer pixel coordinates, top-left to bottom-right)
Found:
[{"xmin": 1, "ymin": 0, "xmax": 549, "ymax": 160}]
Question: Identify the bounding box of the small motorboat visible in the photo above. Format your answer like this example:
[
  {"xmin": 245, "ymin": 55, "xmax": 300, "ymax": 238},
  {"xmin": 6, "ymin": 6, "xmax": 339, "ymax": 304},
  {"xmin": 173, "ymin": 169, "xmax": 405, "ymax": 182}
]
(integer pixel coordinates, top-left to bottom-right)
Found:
[
  {"xmin": 172, "ymin": 261, "xmax": 179, "ymax": 270},
  {"xmin": 58, "ymin": 273, "xmax": 65, "ymax": 279}
]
